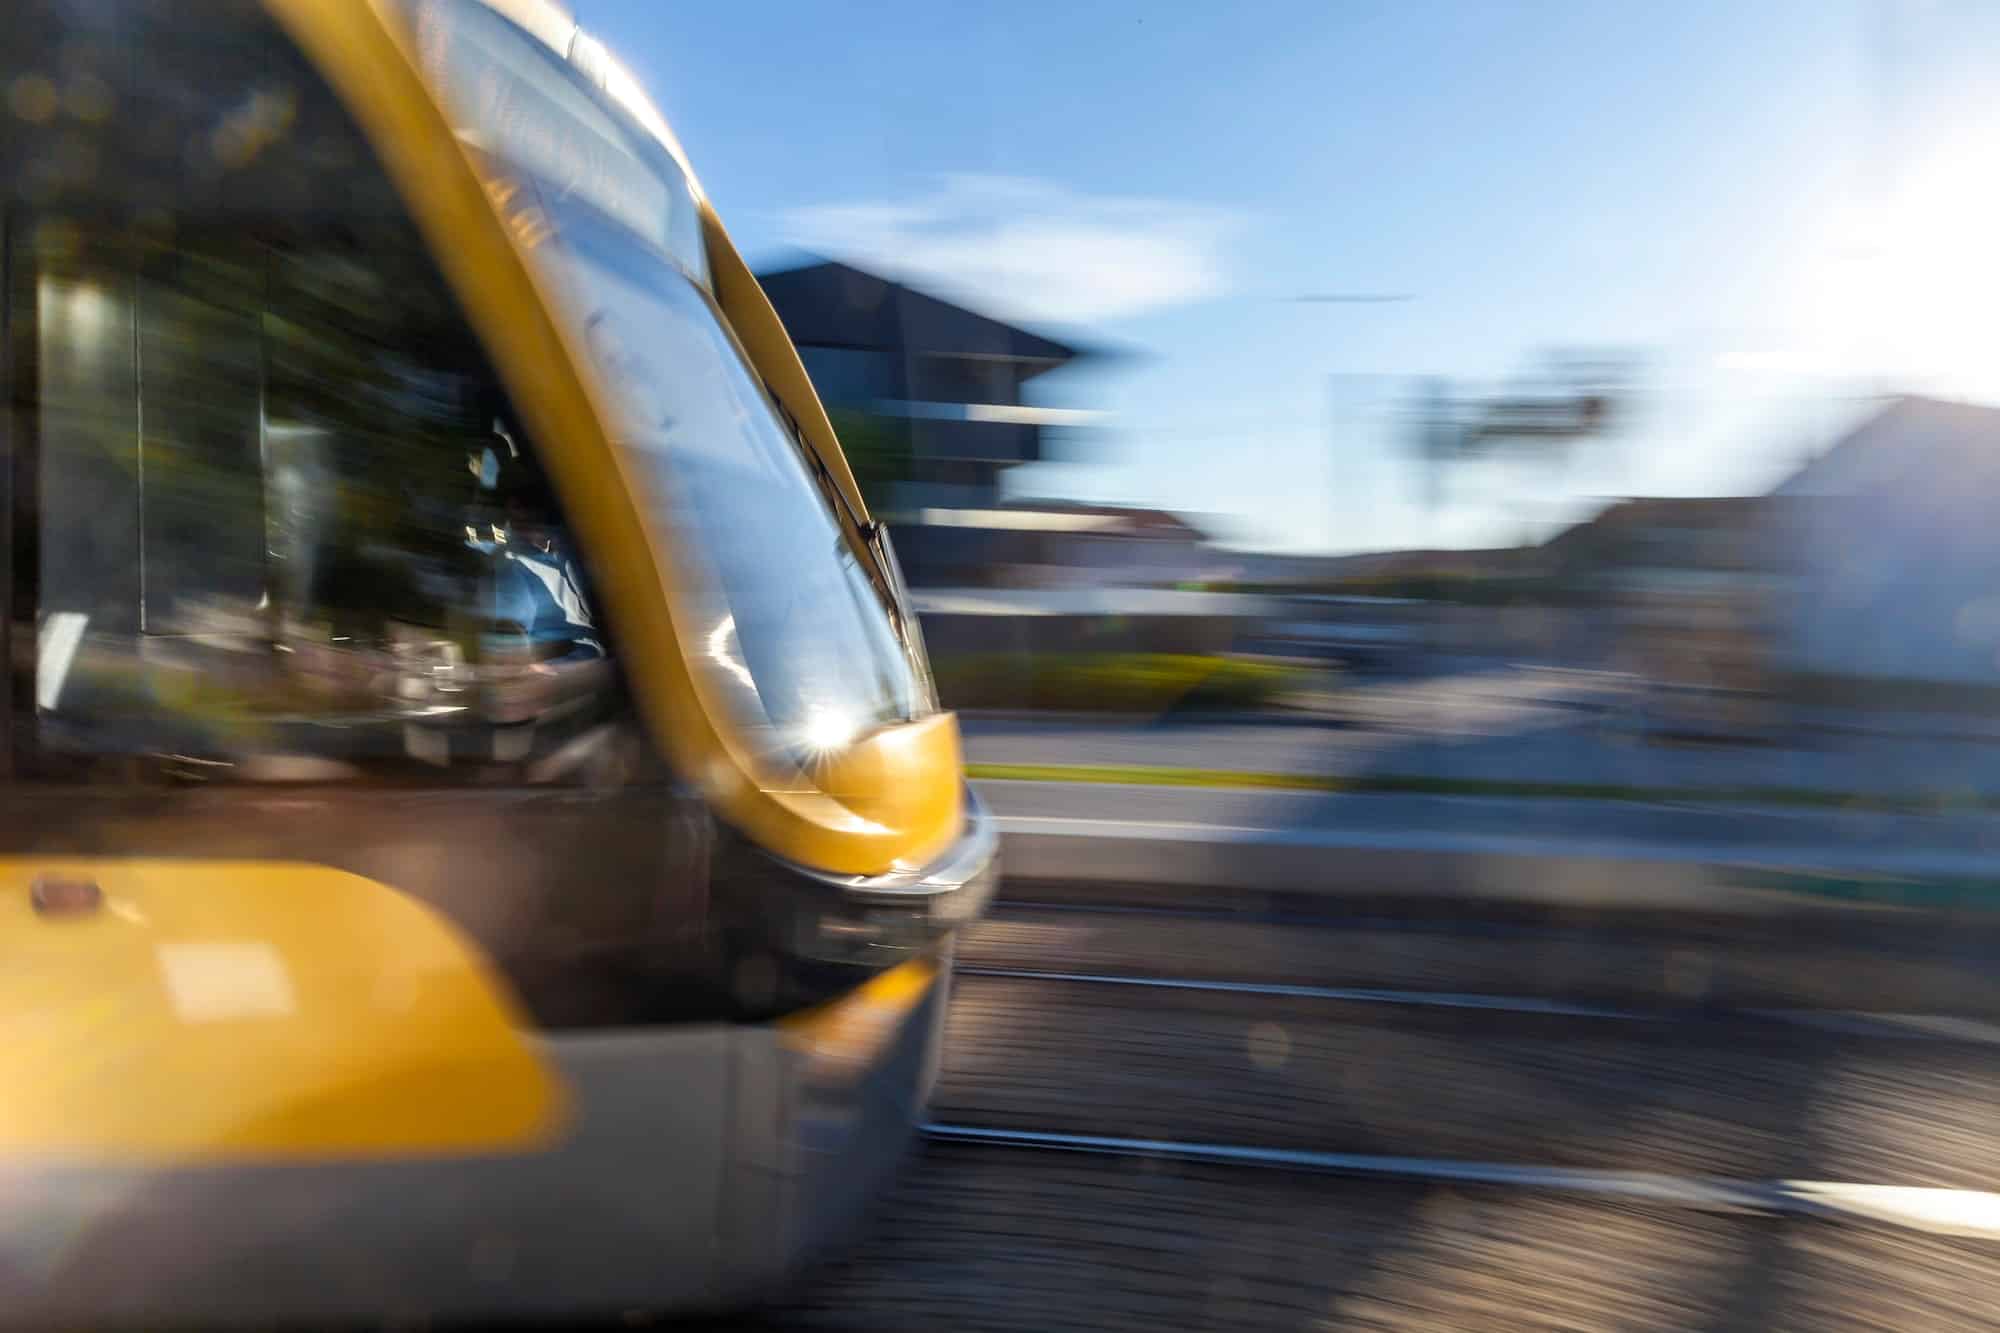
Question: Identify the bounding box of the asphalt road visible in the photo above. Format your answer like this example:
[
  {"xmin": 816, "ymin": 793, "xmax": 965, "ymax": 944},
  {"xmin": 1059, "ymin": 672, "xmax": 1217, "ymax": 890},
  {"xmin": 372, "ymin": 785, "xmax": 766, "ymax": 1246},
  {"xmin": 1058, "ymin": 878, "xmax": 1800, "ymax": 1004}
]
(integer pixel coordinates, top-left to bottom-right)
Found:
[
  {"xmin": 978, "ymin": 780, "xmax": 2000, "ymax": 890},
  {"xmin": 977, "ymin": 779, "xmax": 2000, "ymax": 857},
  {"xmin": 960, "ymin": 665, "xmax": 2000, "ymax": 800}
]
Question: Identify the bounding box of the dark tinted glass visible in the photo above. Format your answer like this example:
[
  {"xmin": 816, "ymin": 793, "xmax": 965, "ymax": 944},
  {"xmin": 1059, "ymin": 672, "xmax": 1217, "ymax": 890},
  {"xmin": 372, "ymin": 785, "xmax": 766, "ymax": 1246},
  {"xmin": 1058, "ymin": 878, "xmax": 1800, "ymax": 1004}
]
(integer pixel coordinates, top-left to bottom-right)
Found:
[{"xmin": 9, "ymin": 5, "xmax": 618, "ymax": 780}]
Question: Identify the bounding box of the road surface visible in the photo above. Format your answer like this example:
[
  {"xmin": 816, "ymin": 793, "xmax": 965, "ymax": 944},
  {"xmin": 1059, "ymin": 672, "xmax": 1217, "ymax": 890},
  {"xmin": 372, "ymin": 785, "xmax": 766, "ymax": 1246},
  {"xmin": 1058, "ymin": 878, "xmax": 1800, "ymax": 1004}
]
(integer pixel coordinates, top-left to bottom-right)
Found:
[{"xmin": 961, "ymin": 666, "xmax": 2000, "ymax": 799}]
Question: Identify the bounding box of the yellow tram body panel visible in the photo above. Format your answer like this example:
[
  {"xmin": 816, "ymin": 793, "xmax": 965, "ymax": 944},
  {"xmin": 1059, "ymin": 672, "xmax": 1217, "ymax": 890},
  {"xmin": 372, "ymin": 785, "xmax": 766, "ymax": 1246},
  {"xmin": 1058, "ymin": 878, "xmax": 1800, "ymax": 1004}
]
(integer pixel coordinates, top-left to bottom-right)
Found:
[
  {"xmin": 0, "ymin": 859, "xmax": 565, "ymax": 1161},
  {"xmin": 266, "ymin": 0, "xmax": 962, "ymax": 877}
]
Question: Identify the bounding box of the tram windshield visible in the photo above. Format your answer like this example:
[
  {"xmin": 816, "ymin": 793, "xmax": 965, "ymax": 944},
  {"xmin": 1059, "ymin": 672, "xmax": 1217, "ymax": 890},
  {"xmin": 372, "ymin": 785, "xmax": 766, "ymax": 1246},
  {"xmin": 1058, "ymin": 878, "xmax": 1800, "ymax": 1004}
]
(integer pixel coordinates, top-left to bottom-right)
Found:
[{"xmin": 400, "ymin": 0, "xmax": 927, "ymax": 761}]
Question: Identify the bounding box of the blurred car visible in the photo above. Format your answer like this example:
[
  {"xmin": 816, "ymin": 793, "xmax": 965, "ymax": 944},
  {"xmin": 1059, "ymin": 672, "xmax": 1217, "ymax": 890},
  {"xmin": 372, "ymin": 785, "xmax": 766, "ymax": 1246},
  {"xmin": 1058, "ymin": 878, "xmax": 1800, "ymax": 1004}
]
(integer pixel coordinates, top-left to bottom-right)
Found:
[{"xmin": 1246, "ymin": 596, "xmax": 1426, "ymax": 673}]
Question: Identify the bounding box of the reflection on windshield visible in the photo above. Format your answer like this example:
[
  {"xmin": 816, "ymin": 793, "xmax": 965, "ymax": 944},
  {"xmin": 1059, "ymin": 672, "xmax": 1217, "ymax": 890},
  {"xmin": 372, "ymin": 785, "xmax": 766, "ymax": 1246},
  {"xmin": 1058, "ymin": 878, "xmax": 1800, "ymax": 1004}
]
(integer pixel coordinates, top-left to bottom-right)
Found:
[
  {"xmin": 20, "ymin": 214, "xmax": 617, "ymax": 767},
  {"xmin": 402, "ymin": 0, "xmax": 922, "ymax": 760},
  {"xmin": 533, "ymin": 194, "xmax": 922, "ymax": 750}
]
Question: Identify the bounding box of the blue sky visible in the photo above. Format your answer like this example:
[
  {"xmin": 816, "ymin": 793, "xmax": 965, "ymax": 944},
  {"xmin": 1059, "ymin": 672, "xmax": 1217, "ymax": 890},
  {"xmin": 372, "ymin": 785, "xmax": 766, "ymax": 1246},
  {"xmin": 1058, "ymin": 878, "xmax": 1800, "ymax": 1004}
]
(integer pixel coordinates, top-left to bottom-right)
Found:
[{"xmin": 581, "ymin": 0, "xmax": 2000, "ymax": 553}]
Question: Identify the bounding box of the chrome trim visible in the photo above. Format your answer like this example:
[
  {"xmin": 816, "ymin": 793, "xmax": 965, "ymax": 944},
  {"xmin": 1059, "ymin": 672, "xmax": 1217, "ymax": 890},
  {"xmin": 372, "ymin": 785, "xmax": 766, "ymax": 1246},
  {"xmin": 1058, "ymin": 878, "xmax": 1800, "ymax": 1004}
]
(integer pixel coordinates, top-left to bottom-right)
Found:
[{"xmin": 779, "ymin": 786, "xmax": 998, "ymax": 927}]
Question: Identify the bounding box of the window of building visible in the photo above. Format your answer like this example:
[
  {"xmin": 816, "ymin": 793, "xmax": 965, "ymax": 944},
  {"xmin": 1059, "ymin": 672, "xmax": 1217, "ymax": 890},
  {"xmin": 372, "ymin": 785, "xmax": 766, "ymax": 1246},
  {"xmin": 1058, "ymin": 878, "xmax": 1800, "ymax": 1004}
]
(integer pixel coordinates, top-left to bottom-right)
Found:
[{"xmin": 796, "ymin": 346, "xmax": 895, "ymax": 408}]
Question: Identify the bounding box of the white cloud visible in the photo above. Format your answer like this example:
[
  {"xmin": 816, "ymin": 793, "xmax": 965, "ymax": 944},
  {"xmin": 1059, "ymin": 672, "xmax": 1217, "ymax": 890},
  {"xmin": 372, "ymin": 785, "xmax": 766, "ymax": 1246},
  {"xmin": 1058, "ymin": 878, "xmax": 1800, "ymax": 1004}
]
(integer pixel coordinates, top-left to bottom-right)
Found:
[{"xmin": 779, "ymin": 174, "xmax": 1237, "ymax": 326}]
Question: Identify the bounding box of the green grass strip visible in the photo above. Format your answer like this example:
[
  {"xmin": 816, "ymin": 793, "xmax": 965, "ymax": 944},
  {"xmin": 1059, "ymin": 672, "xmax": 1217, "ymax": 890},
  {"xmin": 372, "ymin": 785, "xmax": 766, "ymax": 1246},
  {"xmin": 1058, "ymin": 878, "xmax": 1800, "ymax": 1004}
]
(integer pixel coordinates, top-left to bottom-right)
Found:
[{"xmin": 965, "ymin": 763, "xmax": 2000, "ymax": 814}]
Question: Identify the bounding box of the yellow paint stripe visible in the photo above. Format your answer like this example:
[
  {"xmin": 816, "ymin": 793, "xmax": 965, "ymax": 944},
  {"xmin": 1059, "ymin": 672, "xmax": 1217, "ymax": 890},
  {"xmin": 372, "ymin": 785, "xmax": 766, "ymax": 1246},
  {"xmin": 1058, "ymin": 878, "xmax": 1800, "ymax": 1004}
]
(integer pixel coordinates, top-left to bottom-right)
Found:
[
  {"xmin": 0, "ymin": 859, "xmax": 565, "ymax": 1162},
  {"xmin": 779, "ymin": 959, "xmax": 938, "ymax": 1078}
]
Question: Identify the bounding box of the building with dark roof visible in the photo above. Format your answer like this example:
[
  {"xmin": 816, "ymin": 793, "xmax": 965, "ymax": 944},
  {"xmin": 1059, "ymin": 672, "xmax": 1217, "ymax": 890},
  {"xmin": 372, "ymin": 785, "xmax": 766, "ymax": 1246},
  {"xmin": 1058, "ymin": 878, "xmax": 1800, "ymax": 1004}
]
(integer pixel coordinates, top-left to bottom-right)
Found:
[{"xmin": 756, "ymin": 259, "xmax": 1109, "ymax": 585}]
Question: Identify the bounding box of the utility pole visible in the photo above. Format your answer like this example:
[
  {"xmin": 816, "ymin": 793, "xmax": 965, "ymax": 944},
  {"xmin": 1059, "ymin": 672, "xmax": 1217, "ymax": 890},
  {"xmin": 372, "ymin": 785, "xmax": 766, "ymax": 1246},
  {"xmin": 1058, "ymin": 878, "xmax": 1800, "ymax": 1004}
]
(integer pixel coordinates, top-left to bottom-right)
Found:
[{"xmin": 1293, "ymin": 292, "xmax": 1411, "ymax": 553}]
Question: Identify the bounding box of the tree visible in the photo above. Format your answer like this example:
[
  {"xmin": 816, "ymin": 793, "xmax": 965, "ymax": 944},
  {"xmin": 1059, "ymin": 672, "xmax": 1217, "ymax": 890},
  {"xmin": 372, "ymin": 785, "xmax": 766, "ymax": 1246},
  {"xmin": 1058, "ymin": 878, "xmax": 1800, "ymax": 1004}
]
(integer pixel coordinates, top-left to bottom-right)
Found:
[{"xmin": 1407, "ymin": 350, "xmax": 1639, "ymax": 507}]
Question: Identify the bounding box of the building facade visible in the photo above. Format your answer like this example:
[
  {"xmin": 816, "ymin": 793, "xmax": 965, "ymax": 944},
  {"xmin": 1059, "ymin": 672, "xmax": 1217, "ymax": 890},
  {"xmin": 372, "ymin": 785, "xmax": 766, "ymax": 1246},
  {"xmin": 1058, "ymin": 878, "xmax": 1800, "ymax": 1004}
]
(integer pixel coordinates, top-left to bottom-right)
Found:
[{"xmin": 756, "ymin": 260, "xmax": 1103, "ymax": 586}]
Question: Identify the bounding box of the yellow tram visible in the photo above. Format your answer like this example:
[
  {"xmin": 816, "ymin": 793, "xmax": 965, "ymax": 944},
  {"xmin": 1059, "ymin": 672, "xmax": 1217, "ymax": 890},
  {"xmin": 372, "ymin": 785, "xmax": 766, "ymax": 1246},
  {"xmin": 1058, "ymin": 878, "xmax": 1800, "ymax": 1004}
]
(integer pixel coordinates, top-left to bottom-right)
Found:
[{"xmin": 0, "ymin": 0, "xmax": 993, "ymax": 1321}]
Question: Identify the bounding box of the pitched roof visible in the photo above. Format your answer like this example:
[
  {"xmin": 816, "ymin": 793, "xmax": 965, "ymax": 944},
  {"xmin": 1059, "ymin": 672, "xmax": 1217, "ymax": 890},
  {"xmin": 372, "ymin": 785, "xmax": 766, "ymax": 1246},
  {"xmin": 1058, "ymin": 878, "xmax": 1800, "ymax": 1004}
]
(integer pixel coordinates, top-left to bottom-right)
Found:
[
  {"xmin": 755, "ymin": 259, "xmax": 1086, "ymax": 374},
  {"xmin": 1774, "ymin": 396, "xmax": 2000, "ymax": 498}
]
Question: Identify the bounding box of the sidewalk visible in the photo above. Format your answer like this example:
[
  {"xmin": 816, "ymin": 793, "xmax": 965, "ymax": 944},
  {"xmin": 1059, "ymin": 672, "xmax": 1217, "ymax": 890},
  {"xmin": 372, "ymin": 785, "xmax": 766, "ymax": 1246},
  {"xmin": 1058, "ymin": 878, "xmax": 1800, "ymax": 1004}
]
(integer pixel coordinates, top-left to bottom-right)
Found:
[{"xmin": 980, "ymin": 779, "xmax": 2000, "ymax": 912}]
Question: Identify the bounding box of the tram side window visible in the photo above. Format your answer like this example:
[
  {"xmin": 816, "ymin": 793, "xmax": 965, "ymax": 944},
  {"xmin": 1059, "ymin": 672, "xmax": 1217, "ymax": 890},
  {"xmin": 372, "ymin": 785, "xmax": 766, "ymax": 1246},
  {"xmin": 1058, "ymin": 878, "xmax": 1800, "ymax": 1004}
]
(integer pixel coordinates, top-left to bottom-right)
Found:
[{"xmin": 17, "ymin": 216, "xmax": 618, "ymax": 778}]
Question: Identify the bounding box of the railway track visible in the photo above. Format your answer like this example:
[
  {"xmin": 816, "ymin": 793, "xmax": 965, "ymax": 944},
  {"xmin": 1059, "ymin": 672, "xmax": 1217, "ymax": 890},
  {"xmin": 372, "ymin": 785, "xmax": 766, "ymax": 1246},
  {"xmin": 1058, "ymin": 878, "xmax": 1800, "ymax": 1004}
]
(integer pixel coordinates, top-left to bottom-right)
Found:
[
  {"xmin": 962, "ymin": 894, "xmax": 2000, "ymax": 1017},
  {"xmin": 753, "ymin": 1142, "xmax": 2000, "ymax": 1332},
  {"xmin": 932, "ymin": 947, "xmax": 2000, "ymax": 1185},
  {"xmin": 986, "ymin": 887, "xmax": 2000, "ymax": 956},
  {"xmin": 953, "ymin": 963, "xmax": 2000, "ymax": 1042},
  {"xmin": 917, "ymin": 1122, "xmax": 2000, "ymax": 1239},
  {"xmin": 618, "ymin": 870, "xmax": 2000, "ymax": 1332},
  {"xmin": 748, "ymin": 899, "xmax": 2000, "ymax": 1329}
]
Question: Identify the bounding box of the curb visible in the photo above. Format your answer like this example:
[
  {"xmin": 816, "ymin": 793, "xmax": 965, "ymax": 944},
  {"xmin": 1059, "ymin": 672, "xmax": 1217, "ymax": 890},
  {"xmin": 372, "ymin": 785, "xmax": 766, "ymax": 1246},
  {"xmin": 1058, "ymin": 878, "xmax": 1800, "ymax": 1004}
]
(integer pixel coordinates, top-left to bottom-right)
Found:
[{"xmin": 993, "ymin": 818, "xmax": 2000, "ymax": 916}]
